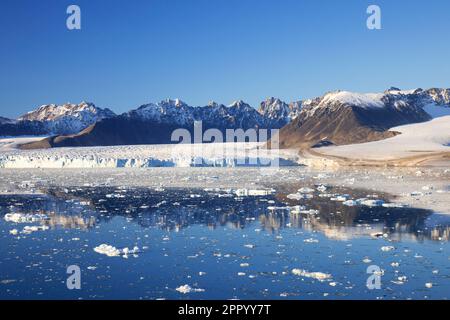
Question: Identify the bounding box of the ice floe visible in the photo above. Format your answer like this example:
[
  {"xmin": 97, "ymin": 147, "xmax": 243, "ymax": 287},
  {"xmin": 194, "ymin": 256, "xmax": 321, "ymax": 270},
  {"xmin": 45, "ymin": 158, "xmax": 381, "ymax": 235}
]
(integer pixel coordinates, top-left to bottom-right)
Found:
[
  {"xmin": 4, "ymin": 213, "xmax": 48, "ymax": 223},
  {"xmin": 175, "ymin": 284, "xmax": 205, "ymax": 294},
  {"xmin": 291, "ymin": 269, "xmax": 332, "ymax": 281},
  {"xmin": 94, "ymin": 244, "xmax": 140, "ymax": 258}
]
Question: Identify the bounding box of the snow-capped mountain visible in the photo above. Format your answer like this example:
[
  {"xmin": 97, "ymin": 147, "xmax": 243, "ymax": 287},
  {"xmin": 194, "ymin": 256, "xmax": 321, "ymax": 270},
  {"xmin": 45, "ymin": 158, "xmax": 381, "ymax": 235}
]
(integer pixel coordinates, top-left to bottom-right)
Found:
[
  {"xmin": 127, "ymin": 99, "xmax": 193, "ymax": 126},
  {"xmin": 17, "ymin": 102, "xmax": 116, "ymax": 135},
  {"xmin": 126, "ymin": 98, "xmax": 297, "ymax": 129},
  {"xmin": 278, "ymin": 88, "xmax": 444, "ymax": 148},
  {"xmin": 382, "ymin": 87, "xmax": 450, "ymax": 118},
  {"xmin": 258, "ymin": 97, "xmax": 302, "ymax": 127},
  {"xmin": 297, "ymin": 88, "xmax": 450, "ymax": 120}
]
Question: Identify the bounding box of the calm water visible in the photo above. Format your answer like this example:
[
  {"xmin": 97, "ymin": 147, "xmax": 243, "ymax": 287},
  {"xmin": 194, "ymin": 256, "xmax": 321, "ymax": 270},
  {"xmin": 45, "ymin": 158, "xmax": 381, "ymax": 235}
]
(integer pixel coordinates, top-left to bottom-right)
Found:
[{"xmin": 1, "ymin": 185, "xmax": 449, "ymax": 300}]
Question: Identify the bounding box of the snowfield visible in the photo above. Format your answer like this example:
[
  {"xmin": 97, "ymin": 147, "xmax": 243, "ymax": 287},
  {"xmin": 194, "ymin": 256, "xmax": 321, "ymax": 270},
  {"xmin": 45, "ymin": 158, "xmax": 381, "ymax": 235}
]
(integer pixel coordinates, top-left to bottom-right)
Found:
[
  {"xmin": 0, "ymin": 136, "xmax": 49, "ymax": 151},
  {"xmin": 319, "ymin": 91, "xmax": 385, "ymax": 109},
  {"xmin": 0, "ymin": 142, "xmax": 300, "ymax": 169},
  {"xmin": 317, "ymin": 116, "xmax": 450, "ymax": 161}
]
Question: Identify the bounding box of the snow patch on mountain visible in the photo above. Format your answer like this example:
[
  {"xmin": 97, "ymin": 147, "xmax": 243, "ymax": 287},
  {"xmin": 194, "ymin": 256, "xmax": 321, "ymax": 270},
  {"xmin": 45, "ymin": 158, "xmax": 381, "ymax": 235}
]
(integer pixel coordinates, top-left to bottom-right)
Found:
[
  {"xmin": 299, "ymin": 88, "xmax": 450, "ymax": 120},
  {"xmin": 319, "ymin": 91, "xmax": 385, "ymax": 108}
]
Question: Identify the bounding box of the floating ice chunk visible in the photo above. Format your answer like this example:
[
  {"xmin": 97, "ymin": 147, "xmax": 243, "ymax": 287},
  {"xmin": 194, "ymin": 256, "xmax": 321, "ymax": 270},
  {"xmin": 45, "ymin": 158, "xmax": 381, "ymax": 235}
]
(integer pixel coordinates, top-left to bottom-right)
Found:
[
  {"xmin": 317, "ymin": 185, "xmax": 328, "ymax": 192},
  {"xmin": 425, "ymin": 283, "xmax": 433, "ymax": 288},
  {"xmin": 4, "ymin": 213, "xmax": 48, "ymax": 223},
  {"xmin": 237, "ymin": 272, "xmax": 246, "ymax": 276},
  {"xmin": 381, "ymin": 246, "xmax": 395, "ymax": 252},
  {"xmin": 175, "ymin": 284, "xmax": 205, "ymax": 294},
  {"xmin": 234, "ymin": 188, "xmax": 274, "ymax": 197},
  {"xmin": 244, "ymin": 244, "xmax": 255, "ymax": 249},
  {"xmin": 391, "ymin": 262, "xmax": 400, "ymax": 267},
  {"xmin": 124, "ymin": 246, "xmax": 140, "ymax": 256},
  {"xmin": 362, "ymin": 258, "xmax": 372, "ymax": 264},
  {"xmin": 240, "ymin": 263, "xmax": 250, "ymax": 267},
  {"xmin": 94, "ymin": 244, "xmax": 121, "ymax": 257},
  {"xmin": 304, "ymin": 238, "xmax": 319, "ymax": 243},
  {"xmin": 22, "ymin": 225, "xmax": 49, "ymax": 234},
  {"xmin": 190, "ymin": 194, "xmax": 201, "ymax": 198},
  {"xmin": 382, "ymin": 203, "xmax": 408, "ymax": 208},
  {"xmin": 330, "ymin": 194, "xmax": 350, "ymax": 202},
  {"xmin": 287, "ymin": 193, "xmax": 313, "ymax": 200},
  {"xmin": 343, "ymin": 200, "xmax": 358, "ymax": 206},
  {"xmin": 94, "ymin": 244, "xmax": 139, "ymax": 258},
  {"xmin": 298, "ymin": 187, "xmax": 315, "ymax": 194},
  {"xmin": 291, "ymin": 269, "xmax": 331, "ymax": 281},
  {"xmin": 9, "ymin": 229, "xmax": 18, "ymax": 235}
]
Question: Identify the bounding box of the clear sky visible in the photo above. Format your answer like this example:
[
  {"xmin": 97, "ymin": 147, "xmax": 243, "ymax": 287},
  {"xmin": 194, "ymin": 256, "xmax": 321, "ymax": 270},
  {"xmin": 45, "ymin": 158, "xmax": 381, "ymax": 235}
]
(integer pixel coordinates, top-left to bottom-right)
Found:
[{"xmin": 0, "ymin": 0, "xmax": 449, "ymax": 118}]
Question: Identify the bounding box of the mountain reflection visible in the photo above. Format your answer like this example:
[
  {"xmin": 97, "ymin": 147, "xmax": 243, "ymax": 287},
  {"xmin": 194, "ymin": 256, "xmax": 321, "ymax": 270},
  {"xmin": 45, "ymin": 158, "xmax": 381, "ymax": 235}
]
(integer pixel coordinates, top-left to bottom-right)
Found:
[{"xmin": 0, "ymin": 186, "xmax": 449, "ymax": 242}]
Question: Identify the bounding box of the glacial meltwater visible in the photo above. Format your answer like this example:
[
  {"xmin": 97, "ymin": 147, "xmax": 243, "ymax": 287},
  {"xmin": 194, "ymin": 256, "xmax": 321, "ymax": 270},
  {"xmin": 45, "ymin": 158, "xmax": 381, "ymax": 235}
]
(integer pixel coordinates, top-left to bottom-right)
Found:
[{"xmin": 1, "ymin": 183, "xmax": 449, "ymax": 300}]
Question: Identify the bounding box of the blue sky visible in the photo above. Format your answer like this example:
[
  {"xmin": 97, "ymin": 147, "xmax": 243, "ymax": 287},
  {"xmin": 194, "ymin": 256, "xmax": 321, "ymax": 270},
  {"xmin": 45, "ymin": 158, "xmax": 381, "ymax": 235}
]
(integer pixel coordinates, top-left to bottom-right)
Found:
[{"xmin": 0, "ymin": 0, "xmax": 449, "ymax": 118}]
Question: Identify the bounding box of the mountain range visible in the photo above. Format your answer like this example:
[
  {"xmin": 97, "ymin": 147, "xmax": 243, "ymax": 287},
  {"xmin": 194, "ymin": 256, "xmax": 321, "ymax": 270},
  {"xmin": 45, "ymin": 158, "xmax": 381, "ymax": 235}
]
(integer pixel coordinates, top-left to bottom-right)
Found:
[
  {"xmin": 279, "ymin": 87, "xmax": 449, "ymax": 148},
  {"xmin": 2, "ymin": 87, "xmax": 449, "ymax": 150}
]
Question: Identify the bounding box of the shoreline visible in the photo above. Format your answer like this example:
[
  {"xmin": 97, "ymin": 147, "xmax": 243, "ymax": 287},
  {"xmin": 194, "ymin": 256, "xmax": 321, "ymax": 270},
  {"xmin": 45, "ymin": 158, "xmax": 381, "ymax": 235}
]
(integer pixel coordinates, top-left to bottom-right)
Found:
[{"xmin": 300, "ymin": 148, "xmax": 450, "ymax": 168}]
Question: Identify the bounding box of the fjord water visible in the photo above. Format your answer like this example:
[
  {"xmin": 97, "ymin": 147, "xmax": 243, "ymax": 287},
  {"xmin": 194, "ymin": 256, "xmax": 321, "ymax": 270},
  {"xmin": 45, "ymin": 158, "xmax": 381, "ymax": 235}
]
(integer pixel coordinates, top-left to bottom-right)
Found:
[{"xmin": 0, "ymin": 186, "xmax": 449, "ymax": 300}]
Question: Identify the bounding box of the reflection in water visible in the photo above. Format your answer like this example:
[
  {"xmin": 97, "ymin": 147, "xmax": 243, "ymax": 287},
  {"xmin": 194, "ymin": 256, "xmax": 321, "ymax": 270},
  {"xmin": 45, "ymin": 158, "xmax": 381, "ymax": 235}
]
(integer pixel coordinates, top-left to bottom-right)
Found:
[
  {"xmin": 0, "ymin": 186, "xmax": 449, "ymax": 242},
  {"xmin": 1, "ymin": 185, "xmax": 450, "ymax": 300}
]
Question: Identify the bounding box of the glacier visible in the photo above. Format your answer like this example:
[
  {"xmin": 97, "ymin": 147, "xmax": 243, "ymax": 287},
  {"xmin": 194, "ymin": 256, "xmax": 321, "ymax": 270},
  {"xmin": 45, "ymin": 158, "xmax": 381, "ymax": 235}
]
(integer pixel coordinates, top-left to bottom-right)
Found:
[{"xmin": 0, "ymin": 142, "xmax": 300, "ymax": 169}]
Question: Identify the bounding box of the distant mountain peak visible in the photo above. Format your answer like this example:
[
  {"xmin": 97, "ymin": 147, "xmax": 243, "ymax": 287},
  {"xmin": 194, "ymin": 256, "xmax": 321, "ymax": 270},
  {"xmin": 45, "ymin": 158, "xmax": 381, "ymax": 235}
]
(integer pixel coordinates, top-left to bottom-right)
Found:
[
  {"xmin": 161, "ymin": 98, "xmax": 187, "ymax": 108},
  {"xmin": 229, "ymin": 100, "xmax": 250, "ymax": 108},
  {"xmin": 16, "ymin": 102, "xmax": 116, "ymax": 135},
  {"xmin": 207, "ymin": 101, "xmax": 220, "ymax": 108},
  {"xmin": 0, "ymin": 116, "xmax": 15, "ymax": 125}
]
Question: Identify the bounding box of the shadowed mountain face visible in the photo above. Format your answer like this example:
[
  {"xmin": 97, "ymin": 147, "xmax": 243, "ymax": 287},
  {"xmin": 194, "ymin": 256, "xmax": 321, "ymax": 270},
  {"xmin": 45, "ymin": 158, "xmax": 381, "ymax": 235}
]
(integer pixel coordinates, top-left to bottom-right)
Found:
[
  {"xmin": 20, "ymin": 117, "xmax": 186, "ymax": 149},
  {"xmin": 0, "ymin": 120, "xmax": 49, "ymax": 137},
  {"xmin": 278, "ymin": 92, "xmax": 432, "ymax": 149},
  {"xmin": 19, "ymin": 114, "xmax": 278, "ymax": 149},
  {"xmin": 0, "ymin": 116, "xmax": 13, "ymax": 125}
]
